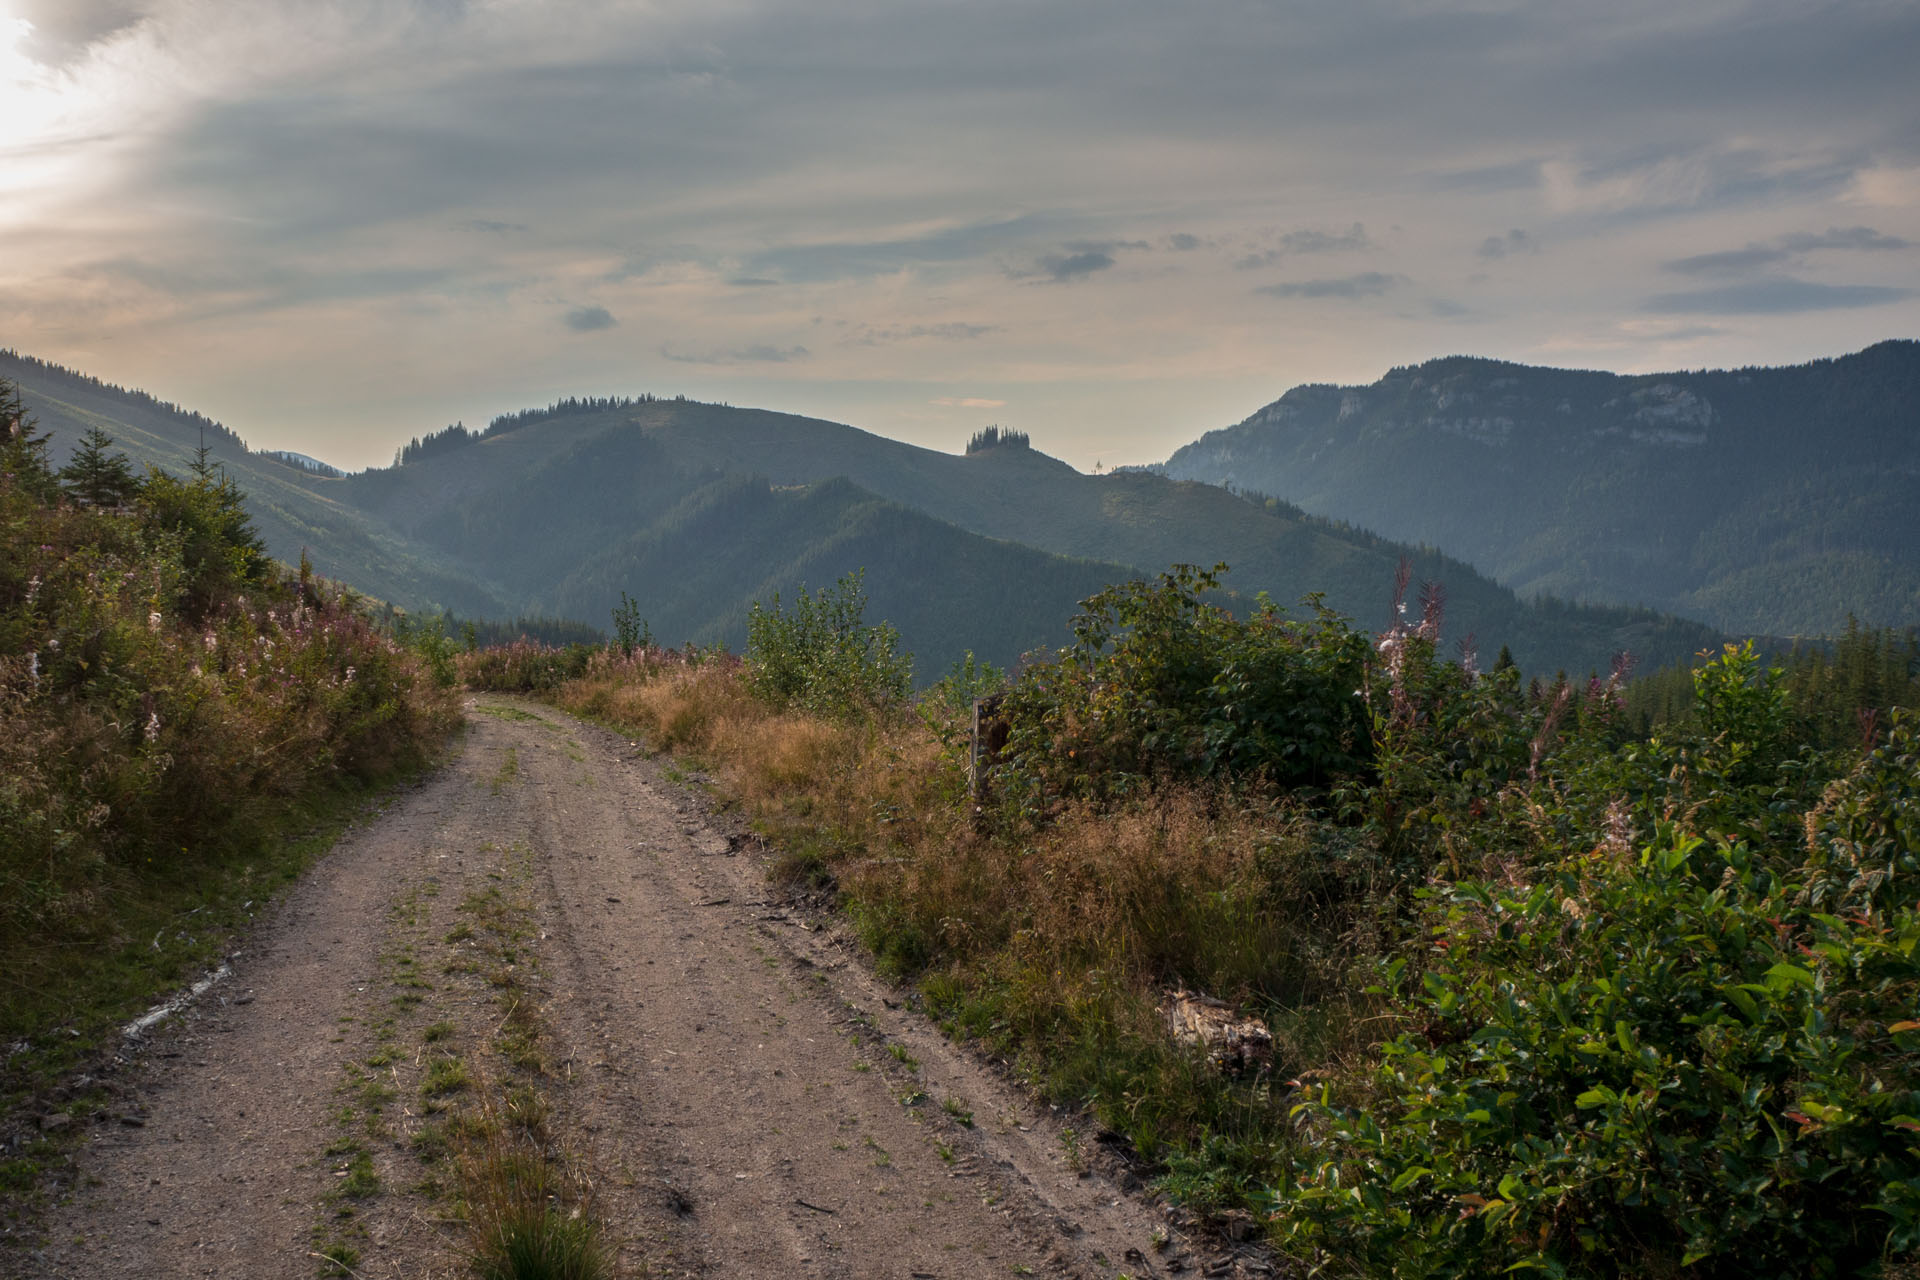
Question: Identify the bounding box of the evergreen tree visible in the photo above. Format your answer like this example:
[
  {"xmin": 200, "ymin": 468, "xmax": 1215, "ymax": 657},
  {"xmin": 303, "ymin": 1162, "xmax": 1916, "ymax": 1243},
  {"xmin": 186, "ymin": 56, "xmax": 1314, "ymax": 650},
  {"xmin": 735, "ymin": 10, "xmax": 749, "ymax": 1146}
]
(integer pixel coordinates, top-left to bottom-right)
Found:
[
  {"xmin": 58, "ymin": 425, "xmax": 141, "ymax": 508},
  {"xmin": 0, "ymin": 375, "xmax": 58, "ymax": 500}
]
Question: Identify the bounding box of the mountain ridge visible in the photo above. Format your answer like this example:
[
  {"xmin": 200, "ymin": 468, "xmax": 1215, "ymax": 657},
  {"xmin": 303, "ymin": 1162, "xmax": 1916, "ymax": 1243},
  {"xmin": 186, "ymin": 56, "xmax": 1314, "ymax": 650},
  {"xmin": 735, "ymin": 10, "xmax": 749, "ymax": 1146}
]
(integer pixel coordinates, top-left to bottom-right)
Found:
[
  {"xmin": 6, "ymin": 349, "xmax": 1729, "ymax": 677},
  {"xmin": 1159, "ymin": 340, "xmax": 1920, "ymax": 636}
]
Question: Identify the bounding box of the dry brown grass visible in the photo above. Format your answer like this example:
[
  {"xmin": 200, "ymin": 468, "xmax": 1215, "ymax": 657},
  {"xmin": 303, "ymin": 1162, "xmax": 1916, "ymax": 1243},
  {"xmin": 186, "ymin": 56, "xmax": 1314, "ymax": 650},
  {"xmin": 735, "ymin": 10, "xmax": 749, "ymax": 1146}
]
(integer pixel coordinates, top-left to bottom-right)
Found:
[{"xmin": 553, "ymin": 663, "xmax": 1375, "ymax": 1087}]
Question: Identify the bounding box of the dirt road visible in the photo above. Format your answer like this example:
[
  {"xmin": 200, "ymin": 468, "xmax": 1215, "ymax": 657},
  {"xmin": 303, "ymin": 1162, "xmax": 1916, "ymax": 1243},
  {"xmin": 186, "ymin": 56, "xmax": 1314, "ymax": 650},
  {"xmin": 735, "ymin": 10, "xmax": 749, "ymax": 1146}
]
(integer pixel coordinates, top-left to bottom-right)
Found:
[{"xmin": 21, "ymin": 698, "xmax": 1209, "ymax": 1279}]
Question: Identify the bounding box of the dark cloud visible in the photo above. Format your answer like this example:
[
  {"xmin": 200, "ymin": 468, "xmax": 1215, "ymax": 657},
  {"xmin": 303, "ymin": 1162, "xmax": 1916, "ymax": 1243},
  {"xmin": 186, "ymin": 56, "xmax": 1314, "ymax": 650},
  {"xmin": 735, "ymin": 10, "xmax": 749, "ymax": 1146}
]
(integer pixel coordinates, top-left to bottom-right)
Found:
[
  {"xmin": 1665, "ymin": 226, "xmax": 1911, "ymax": 276},
  {"xmin": 1256, "ymin": 272, "xmax": 1402, "ymax": 300},
  {"xmin": 1427, "ymin": 298, "xmax": 1471, "ymax": 317},
  {"xmin": 465, "ymin": 219, "xmax": 527, "ymax": 234},
  {"xmin": 1477, "ymin": 229, "xmax": 1532, "ymax": 260},
  {"xmin": 661, "ymin": 343, "xmax": 809, "ymax": 364},
  {"xmin": 1166, "ymin": 233, "xmax": 1202, "ymax": 251},
  {"xmin": 1033, "ymin": 250, "xmax": 1113, "ymax": 282},
  {"xmin": 1644, "ymin": 278, "xmax": 1911, "ymax": 315},
  {"xmin": 1014, "ymin": 240, "xmax": 1147, "ymax": 283},
  {"xmin": 564, "ymin": 306, "xmax": 617, "ymax": 332}
]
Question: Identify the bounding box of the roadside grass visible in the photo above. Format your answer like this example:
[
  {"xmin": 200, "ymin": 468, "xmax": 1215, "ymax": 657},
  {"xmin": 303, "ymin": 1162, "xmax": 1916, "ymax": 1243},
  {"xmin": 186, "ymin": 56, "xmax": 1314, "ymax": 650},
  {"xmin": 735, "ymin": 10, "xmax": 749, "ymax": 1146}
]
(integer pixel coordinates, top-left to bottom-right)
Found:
[
  {"xmin": 439, "ymin": 838, "xmax": 614, "ymax": 1280},
  {"xmin": 550, "ymin": 659, "xmax": 1368, "ymax": 1222}
]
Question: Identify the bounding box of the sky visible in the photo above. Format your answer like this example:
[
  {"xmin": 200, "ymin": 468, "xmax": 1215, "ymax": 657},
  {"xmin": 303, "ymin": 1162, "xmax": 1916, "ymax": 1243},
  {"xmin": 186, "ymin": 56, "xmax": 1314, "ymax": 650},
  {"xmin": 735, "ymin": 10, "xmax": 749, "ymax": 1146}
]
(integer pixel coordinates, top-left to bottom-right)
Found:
[{"xmin": 1, "ymin": 0, "xmax": 1917, "ymax": 473}]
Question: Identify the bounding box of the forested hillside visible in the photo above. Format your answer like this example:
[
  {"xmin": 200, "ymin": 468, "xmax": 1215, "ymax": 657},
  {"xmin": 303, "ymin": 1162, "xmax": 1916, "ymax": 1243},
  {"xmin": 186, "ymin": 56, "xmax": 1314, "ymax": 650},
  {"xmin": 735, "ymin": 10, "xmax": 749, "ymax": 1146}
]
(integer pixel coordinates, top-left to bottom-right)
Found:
[
  {"xmin": 1160, "ymin": 340, "xmax": 1920, "ymax": 637},
  {"xmin": 5, "ymin": 350, "xmax": 1728, "ymax": 677},
  {"xmin": 328, "ymin": 394, "xmax": 1721, "ymax": 675}
]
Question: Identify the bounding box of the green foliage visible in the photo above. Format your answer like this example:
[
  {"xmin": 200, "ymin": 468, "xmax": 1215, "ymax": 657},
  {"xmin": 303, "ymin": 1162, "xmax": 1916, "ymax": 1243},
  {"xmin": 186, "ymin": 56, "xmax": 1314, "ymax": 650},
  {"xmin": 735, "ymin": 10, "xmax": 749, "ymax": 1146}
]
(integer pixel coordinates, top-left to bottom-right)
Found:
[
  {"xmin": 458, "ymin": 641, "xmax": 601, "ymax": 693},
  {"xmin": 1273, "ymin": 662, "xmax": 1920, "ymax": 1278},
  {"xmin": 1627, "ymin": 622, "xmax": 1920, "ymax": 752},
  {"xmin": 610, "ymin": 591, "xmax": 652, "ymax": 657},
  {"xmin": 0, "ymin": 443, "xmax": 457, "ymax": 1081},
  {"xmin": 993, "ymin": 565, "xmax": 1372, "ymax": 811},
  {"xmin": 388, "ymin": 610, "xmax": 462, "ymax": 689},
  {"xmin": 137, "ymin": 462, "xmax": 272, "ymax": 622},
  {"xmin": 0, "ymin": 375, "xmax": 58, "ymax": 503},
  {"xmin": 56, "ymin": 425, "xmax": 140, "ymax": 508},
  {"xmin": 917, "ymin": 650, "xmax": 1006, "ymax": 747},
  {"xmin": 745, "ymin": 569, "xmax": 911, "ymax": 718}
]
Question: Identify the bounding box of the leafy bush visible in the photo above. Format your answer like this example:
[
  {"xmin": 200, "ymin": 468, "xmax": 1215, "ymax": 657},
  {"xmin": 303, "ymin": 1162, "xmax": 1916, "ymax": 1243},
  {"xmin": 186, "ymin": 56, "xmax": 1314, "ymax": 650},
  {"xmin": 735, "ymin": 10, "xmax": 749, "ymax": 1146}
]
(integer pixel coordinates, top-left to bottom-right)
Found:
[
  {"xmin": 458, "ymin": 639, "xmax": 600, "ymax": 693},
  {"xmin": 1274, "ymin": 659, "xmax": 1918, "ymax": 1278},
  {"xmin": 0, "ymin": 400, "xmax": 457, "ymax": 1058},
  {"xmin": 992, "ymin": 564, "xmax": 1373, "ymax": 812},
  {"xmin": 744, "ymin": 569, "xmax": 911, "ymax": 718}
]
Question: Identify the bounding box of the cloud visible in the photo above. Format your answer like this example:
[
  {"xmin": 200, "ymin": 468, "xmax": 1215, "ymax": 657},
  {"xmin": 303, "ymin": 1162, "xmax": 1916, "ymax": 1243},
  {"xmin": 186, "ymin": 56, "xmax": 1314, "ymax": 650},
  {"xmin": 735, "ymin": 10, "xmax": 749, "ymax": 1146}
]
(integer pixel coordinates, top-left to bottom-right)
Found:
[
  {"xmin": 930, "ymin": 396, "xmax": 1007, "ymax": 408},
  {"xmin": 1477, "ymin": 228, "xmax": 1532, "ymax": 260},
  {"xmin": 741, "ymin": 216, "xmax": 1064, "ymax": 284},
  {"xmin": 14, "ymin": 0, "xmax": 144, "ymax": 63},
  {"xmin": 1256, "ymin": 271, "xmax": 1403, "ymax": 300},
  {"xmin": 1236, "ymin": 223, "xmax": 1373, "ymax": 269},
  {"xmin": 1281, "ymin": 223, "xmax": 1371, "ymax": 254},
  {"xmin": 858, "ymin": 322, "xmax": 998, "ymax": 345},
  {"xmin": 1643, "ymin": 277, "xmax": 1910, "ymax": 315},
  {"xmin": 1427, "ymin": 159, "xmax": 1543, "ymax": 193},
  {"xmin": 661, "ymin": 343, "xmax": 809, "ymax": 364},
  {"xmin": 1427, "ymin": 298, "xmax": 1471, "ymax": 317},
  {"xmin": 466, "ymin": 219, "xmax": 527, "ymax": 234},
  {"xmin": 1665, "ymin": 225, "xmax": 1911, "ymax": 276},
  {"xmin": 1166, "ymin": 233, "xmax": 1202, "ymax": 251},
  {"xmin": 1033, "ymin": 250, "xmax": 1112, "ymax": 281},
  {"xmin": 727, "ymin": 276, "xmax": 780, "ymax": 287},
  {"xmin": 563, "ymin": 305, "xmax": 617, "ymax": 332}
]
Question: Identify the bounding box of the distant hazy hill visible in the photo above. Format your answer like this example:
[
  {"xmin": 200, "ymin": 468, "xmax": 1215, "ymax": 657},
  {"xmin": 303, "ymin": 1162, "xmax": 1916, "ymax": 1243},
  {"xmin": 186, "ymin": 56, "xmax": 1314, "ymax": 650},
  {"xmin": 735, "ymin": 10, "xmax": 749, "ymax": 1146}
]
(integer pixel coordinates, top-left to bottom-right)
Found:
[
  {"xmin": 1159, "ymin": 340, "xmax": 1920, "ymax": 637},
  {"xmin": 327, "ymin": 395, "xmax": 1718, "ymax": 675},
  {"xmin": 5, "ymin": 351, "xmax": 1726, "ymax": 677}
]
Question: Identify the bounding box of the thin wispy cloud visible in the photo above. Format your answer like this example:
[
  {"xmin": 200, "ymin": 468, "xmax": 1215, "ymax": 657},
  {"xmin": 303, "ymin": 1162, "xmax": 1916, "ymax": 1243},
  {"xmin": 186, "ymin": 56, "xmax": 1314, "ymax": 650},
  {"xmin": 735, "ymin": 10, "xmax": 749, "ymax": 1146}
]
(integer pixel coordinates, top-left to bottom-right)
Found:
[
  {"xmin": 1644, "ymin": 279, "xmax": 1911, "ymax": 315},
  {"xmin": 1665, "ymin": 226, "xmax": 1911, "ymax": 276},
  {"xmin": 661, "ymin": 343, "xmax": 810, "ymax": 365},
  {"xmin": 0, "ymin": 0, "xmax": 1912, "ymax": 471},
  {"xmin": 1256, "ymin": 272, "xmax": 1404, "ymax": 301}
]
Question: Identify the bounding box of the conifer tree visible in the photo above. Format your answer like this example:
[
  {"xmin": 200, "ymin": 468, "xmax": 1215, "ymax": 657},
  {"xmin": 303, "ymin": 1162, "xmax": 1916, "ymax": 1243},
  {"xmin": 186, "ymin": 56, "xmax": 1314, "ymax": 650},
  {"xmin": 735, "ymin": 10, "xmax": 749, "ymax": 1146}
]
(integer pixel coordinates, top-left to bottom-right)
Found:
[
  {"xmin": 59, "ymin": 425, "xmax": 141, "ymax": 508},
  {"xmin": 0, "ymin": 375, "xmax": 58, "ymax": 500}
]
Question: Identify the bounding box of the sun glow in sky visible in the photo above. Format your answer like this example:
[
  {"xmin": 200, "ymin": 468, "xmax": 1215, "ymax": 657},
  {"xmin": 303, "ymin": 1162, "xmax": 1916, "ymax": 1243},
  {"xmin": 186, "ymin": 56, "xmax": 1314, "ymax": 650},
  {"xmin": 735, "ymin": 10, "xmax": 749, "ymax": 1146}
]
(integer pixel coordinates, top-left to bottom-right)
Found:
[{"xmin": 2, "ymin": 0, "xmax": 1917, "ymax": 472}]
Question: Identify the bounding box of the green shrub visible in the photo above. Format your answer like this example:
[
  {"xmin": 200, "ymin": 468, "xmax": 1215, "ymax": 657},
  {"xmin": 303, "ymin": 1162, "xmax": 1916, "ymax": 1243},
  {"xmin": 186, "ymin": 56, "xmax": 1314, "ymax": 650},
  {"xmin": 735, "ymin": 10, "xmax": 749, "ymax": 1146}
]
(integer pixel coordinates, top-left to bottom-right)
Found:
[
  {"xmin": 1273, "ymin": 714, "xmax": 1920, "ymax": 1279},
  {"xmin": 992, "ymin": 564, "xmax": 1372, "ymax": 813},
  {"xmin": 744, "ymin": 569, "xmax": 911, "ymax": 718}
]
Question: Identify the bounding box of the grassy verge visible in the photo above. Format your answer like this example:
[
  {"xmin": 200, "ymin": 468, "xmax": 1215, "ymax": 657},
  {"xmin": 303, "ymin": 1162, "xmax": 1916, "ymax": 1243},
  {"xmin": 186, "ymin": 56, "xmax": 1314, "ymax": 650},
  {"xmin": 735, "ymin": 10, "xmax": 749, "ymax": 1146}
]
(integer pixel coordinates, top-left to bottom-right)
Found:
[
  {"xmin": 1, "ymin": 406, "xmax": 462, "ymax": 1232},
  {"xmin": 548, "ymin": 659, "xmax": 1351, "ymax": 1222},
  {"xmin": 531, "ymin": 577, "xmax": 1920, "ymax": 1277}
]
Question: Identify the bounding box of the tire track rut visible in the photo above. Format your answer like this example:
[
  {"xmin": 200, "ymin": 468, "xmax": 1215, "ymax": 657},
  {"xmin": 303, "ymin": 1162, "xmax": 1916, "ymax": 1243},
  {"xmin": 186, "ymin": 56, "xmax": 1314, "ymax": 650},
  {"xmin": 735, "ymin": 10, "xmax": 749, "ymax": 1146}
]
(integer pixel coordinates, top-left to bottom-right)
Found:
[{"xmin": 21, "ymin": 697, "xmax": 1189, "ymax": 1278}]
